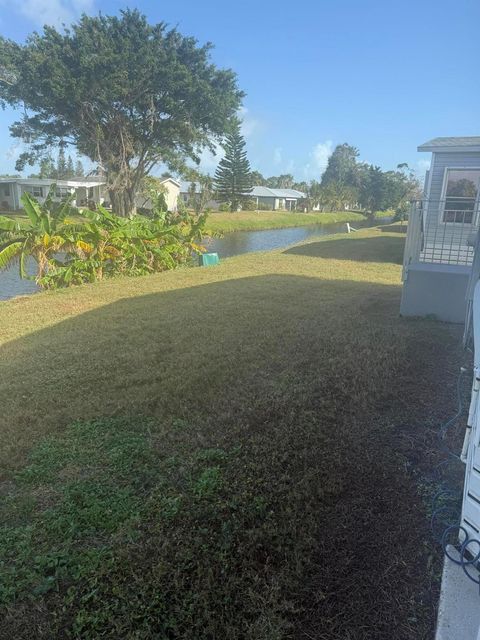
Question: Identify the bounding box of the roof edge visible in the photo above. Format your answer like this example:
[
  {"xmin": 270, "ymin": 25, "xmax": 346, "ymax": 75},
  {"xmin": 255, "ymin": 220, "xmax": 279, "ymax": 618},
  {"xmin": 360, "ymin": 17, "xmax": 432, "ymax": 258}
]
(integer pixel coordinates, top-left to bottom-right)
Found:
[{"xmin": 418, "ymin": 144, "xmax": 480, "ymax": 153}]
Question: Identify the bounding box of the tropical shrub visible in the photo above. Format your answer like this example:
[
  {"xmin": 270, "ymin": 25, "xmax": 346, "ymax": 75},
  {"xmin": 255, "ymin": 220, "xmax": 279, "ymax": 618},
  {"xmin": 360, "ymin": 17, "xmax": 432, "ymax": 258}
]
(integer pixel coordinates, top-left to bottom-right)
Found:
[
  {"xmin": 241, "ymin": 199, "xmax": 257, "ymax": 211},
  {"xmin": 0, "ymin": 187, "xmax": 207, "ymax": 289},
  {"xmin": 0, "ymin": 187, "xmax": 83, "ymax": 282}
]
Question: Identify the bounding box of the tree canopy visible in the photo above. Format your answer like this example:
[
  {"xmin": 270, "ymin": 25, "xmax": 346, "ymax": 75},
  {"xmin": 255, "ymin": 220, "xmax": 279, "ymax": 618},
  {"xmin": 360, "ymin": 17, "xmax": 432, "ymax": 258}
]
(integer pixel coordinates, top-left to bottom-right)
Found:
[
  {"xmin": 321, "ymin": 143, "xmax": 359, "ymax": 187},
  {"xmin": 0, "ymin": 10, "xmax": 243, "ymax": 216},
  {"xmin": 249, "ymin": 170, "xmax": 266, "ymax": 186},
  {"xmin": 266, "ymin": 174, "xmax": 295, "ymax": 189}
]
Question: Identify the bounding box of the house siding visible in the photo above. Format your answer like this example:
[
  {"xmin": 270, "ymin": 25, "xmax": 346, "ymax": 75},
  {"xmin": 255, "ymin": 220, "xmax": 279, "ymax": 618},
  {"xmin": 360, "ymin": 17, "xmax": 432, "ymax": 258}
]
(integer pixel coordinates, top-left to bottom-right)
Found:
[{"xmin": 423, "ymin": 151, "xmax": 480, "ymax": 249}]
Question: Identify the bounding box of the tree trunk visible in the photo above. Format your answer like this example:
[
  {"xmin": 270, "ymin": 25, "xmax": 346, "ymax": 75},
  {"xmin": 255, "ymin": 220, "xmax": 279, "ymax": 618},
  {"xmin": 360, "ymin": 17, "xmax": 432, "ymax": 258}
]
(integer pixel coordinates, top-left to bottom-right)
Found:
[
  {"xmin": 106, "ymin": 165, "xmax": 142, "ymax": 217},
  {"xmin": 108, "ymin": 186, "xmax": 137, "ymax": 218}
]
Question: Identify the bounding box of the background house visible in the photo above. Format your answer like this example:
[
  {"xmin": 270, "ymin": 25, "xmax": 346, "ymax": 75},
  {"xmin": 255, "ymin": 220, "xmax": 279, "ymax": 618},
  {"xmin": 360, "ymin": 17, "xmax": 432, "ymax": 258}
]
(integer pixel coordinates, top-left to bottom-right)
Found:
[
  {"xmin": 178, "ymin": 181, "xmax": 219, "ymax": 210},
  {"xmin": 250, "ymin": 186, "xmax": 306, "ymax": 211},
  {"xmin": 401, "ymin": 136, "xmax": 480, "ymax": 323},
  {"xmin": 177, "ymin": 182, "xmax": 306, "ymax": 212},
  {"xmin": 136, "ymin": 177, "xmax": 180, "ymax": 212},
  {"xmin": 0, "ymin": 176, "xmax": 181, "ymax": 213},
  {"xmin": 0, "ymin": 177, "xmax": 106, "ymax": 210}
]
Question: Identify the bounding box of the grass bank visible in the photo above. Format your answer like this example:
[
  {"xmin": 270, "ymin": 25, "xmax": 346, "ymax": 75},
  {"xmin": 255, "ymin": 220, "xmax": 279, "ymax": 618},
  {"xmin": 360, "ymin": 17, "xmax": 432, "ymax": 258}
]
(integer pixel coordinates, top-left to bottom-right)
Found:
[
  {"xmin": 205, "ymin": 210, "xmax": 369, "ymax": 233},
  {"xmin": 0, "ymin": 226, "xmax": 462, "ymax": 639}
]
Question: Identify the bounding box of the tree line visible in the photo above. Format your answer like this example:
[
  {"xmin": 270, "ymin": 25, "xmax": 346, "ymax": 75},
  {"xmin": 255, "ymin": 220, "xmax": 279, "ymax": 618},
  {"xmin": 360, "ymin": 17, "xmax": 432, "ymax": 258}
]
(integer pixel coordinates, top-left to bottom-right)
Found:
[
  {"xmin": 28, "ymin": 148, "xmax": 85, "ymax": 180},
  {"xmin": 214, "ymin": 124, "xmax": 420, "ymax": 215}
]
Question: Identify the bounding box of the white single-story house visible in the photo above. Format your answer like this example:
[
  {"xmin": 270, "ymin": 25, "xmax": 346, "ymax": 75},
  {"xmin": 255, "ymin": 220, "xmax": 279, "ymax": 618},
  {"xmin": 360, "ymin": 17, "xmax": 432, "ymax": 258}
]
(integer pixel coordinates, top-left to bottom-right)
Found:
[
  {"xmin": 0, "ymin": 177, "xmax": 106, "ymax": 210},
  {"xmin": 401, "ymin": 136, "xmax": 480, "ymax": 324},
  {"xmin": 250, "ymin": 186, "xmax": 306, "ymax": 211},
  {"xmin": 177, "ymin": 182, "xmax": 306, "ymax": 212},
  {"xmin": 0, "ymin": 176, "xmax": 180, "ymax": 213}
]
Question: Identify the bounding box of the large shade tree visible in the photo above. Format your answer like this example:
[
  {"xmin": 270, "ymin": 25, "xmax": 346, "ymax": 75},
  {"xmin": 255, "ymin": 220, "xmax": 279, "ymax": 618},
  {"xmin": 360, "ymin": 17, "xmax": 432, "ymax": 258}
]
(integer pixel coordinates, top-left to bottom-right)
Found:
[{"xmin": 0, "ymin": 10, "xmax": 243, "ymax": 216}]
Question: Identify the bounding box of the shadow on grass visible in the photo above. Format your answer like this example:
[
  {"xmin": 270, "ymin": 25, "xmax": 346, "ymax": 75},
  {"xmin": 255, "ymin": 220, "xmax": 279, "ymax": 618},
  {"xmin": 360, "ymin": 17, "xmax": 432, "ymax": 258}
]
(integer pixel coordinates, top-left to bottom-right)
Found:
[
  {"xmin": 0, "ymin": 271, "xmax": 461, "ymax": 640},
  {"xmin": 283, "ymin": 234, "xmax": 405, "ymax": 264},
  {"xmin": 0, "ymin": 274, "xmax": 403, "ymax": 470}
]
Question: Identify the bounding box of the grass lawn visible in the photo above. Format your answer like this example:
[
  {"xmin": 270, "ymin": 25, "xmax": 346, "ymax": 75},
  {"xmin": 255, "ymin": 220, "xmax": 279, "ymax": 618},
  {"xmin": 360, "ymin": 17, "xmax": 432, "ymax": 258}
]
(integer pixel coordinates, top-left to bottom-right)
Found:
[
  {"xmin": 205, "ymin": 210, "xmax": 390, "ymax": 234},
  {"xmin": 0, "ymin": 225, "xmax": 463, "ymax": 639},
  {"xmin": 2, "ymin": 209, "xmax": 391, "ymax": 234}
]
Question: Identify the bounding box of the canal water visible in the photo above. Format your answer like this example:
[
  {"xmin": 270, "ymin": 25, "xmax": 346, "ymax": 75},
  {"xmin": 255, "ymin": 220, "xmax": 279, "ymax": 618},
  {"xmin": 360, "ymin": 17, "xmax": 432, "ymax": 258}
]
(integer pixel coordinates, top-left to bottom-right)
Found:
[
  {"xmin": 202, "ymin": 218, "xmax": 384, "ymax": 258},
  {"xmin": 0, "ymin": 218, "xmax": 390, "ymax": 301}
]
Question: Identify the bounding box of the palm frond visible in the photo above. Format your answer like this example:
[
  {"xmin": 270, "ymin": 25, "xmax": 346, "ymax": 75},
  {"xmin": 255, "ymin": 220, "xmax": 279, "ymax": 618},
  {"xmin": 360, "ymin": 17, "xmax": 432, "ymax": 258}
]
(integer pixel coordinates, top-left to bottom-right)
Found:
[
  {"xmin": 21, "ymin": 192, "xmax": 42, "ymax": 227},
  {"xmin": 43, "ymin": 184, "xmax": 56, "ymax": 211},
  {"xmin": 20, "ymin": 250, "xmax": 30, "ymax": 279},
  {"xmin": 0, "ymin": 241, "xmax": 22, "ymax": 271},
  {"xmin": 55, "ymin": 192, "xmax": 76, "ymax": 221}
]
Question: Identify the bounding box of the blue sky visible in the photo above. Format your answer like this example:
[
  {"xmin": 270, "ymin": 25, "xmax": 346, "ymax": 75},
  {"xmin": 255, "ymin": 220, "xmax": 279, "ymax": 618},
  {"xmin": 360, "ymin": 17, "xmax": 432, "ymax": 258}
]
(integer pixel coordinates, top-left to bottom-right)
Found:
[{"xmin": 0, "ymin": 0, "xmax": 479, "ymax": 180}]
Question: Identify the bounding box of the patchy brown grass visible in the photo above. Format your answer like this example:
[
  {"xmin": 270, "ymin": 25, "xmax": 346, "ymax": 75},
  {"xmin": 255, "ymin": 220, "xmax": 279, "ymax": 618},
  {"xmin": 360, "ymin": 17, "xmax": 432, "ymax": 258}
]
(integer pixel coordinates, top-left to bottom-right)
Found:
[{"xmin": 0, "ymin": 226, "xmax": 465, "ymax": 639}]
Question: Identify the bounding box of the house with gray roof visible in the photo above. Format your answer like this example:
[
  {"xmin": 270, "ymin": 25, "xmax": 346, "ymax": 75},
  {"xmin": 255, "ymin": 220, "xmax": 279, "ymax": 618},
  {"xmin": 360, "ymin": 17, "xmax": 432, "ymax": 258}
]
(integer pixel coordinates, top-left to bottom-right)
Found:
[
  {"xmin": 250, "ymin": 186, "xmax": 306, "ymax": 211},
  {"xmin": 178, "ymin": 182, "xmax": 306, "ymax": 211}
]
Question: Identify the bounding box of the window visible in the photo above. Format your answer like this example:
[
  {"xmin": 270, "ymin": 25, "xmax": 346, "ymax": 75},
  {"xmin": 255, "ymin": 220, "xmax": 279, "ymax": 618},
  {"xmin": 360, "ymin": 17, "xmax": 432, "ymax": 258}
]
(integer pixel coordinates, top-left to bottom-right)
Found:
[
  {"xmin": 24, "ymin": 186, "xmax": 43, "ymax": 198},
  {"xmin": 442, "ymin": 169, "xmax": 480, "ymax": 224},
  {"xmin": 3, "ymin": 185, "xmax": 10, "ymax": 197},
  {"xmin": 55, "ymin": 187, "xmax": 70, "ymax": 198}
]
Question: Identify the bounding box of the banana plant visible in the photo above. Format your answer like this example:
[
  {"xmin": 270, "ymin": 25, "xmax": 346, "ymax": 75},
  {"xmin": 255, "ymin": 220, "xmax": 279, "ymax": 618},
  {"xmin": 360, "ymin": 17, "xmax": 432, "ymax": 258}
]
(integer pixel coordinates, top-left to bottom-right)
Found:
[
  {"xmin": 0, "ymin": 185, "xmax": 81, "ymax": 281},
  {"xmin": 0, "ymin": 188, "xmax": 208, "ymax": 289}
]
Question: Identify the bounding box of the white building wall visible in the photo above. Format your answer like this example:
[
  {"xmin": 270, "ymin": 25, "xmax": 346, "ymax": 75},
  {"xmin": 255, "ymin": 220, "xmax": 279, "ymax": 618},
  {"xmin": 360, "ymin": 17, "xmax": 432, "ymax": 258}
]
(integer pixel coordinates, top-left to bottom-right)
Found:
[{"xmin": 163, "ymin": 180, "xmax": 179, "ymax": 212}]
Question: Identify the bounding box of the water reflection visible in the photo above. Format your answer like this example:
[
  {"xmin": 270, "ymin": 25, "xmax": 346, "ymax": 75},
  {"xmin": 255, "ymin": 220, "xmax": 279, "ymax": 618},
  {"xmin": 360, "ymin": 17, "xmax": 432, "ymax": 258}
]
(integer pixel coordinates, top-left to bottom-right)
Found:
[{"xmin": 202, "ymin": 219, "xmax": 381, "ymax": 258}]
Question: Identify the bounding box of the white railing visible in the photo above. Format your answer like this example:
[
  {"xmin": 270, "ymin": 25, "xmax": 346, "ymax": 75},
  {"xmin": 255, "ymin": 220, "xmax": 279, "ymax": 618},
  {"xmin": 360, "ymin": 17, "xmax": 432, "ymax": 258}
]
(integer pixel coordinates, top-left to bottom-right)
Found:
[{"xmin": 403, "ymin": 200, "xmax": 479, "ymax": 280}]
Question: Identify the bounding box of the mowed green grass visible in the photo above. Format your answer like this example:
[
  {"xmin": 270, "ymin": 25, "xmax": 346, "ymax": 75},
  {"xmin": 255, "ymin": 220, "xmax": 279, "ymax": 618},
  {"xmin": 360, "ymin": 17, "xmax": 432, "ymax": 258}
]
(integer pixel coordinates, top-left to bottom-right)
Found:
[
  {"xmin": 3, "ymin": 208, "xmax": 390, "ymax": 234},
  {"xmin": 0, "ymin": 226, "xmax": 462, "ymax": 639},
  {"xmin": 205, "ymin": 210, "xmax": 370, "ymax": 233}
]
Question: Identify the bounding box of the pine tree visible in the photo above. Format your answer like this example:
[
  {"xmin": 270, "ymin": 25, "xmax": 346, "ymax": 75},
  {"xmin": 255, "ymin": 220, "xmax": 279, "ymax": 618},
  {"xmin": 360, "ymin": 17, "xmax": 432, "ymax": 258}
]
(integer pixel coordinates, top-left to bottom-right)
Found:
[
  {"xmin": 57, "ymin": 147, "xmax": 67, "ymax": 179},
  {"xmin": 38, "ymin": 155, "xmax": 56, "ymax": 178},
  {"xmin": 66, "ymin": 155, "xmax": 74, "ymax": 178},
  {"xmin": 214, "ymin": 118, "xmax": 252, "ymax": 211},
  {"xmin": 75, "ymin": 160, "xmax": 85, "ymax": 177}
]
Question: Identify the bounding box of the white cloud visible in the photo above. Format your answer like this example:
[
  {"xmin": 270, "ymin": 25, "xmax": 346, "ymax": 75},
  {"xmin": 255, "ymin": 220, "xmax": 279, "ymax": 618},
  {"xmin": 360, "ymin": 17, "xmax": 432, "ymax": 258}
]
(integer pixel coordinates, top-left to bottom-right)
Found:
[
  {"xmin": 273, "ymin": 147, "xmax": 282, "ymax": 166},
  {"xmin": 302, "ymin": 140, "xmax": 333, "ymax": 179},
  {"xmin": 238, "ymin": 106, "xmax": 260, "ymax": 139},
  {"xmin": 197, "ymin": 143, "xmax": 224, "ymax": 173},
  {"xmin": 312, "ymin": 140, "xmax": 333, "ymax": 173},
  {"xmin": 16, "ymin": 0, "xmax": 94, "ymax": 28}
]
